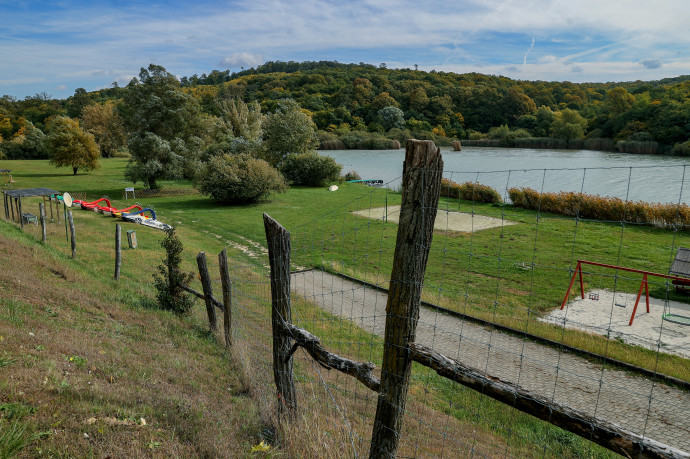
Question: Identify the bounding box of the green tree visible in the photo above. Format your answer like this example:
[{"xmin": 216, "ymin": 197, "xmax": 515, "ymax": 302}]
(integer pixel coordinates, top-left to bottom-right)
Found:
[
  {"xmin": 534, "ymin": 106, "xmax": 555, "ymax": 137},
  {"xmin": 121, "ymin": 64, "xmax": 206, "ymax": 189},
  {"xmin": 45, "ymin": 116, "xmax": 100, "ymax": 175},
  {"xmin": 261, "ymin": 99, "xmax": 318, "ymax": 167},
  {"xmin": 550, "ymin": 108, "xmax": 587, "ymax": 141},
  {"xmin": 606, "ymin": 87, "xmax": 635, "ymax": 116},
  {"xmin": 377, "ymin": 106, "xmax": 405, "ymax": 130},
  {"xmin": 81, "ymin": 103, "xmax": 126, "ymax": 157},
  {"xmin": 218, "ymin": 98, "xmax": 261, "ymax": 139},
  {"xmin": 153, "ymin": 228, "xmax": 195, "ymax": 314}
]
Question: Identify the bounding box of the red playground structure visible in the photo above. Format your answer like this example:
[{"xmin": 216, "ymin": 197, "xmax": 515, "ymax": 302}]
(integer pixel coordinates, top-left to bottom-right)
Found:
[{"xmin": 561, "ymin": 260, "xmax": 690, "ymax": 326}]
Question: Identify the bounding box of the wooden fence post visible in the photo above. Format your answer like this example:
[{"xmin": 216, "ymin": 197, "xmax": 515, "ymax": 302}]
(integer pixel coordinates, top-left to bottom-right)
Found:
[
  {"xmin": 10, "ymin": 196, "xmax": 14, "ymax": 222},
  {"xmin": 218, "ymin": 248, "xmax": 232, "ymax": 348},
  {"xmin": 18, "ymin": 196, "xmax": 23, "ymax": 229},
  {"xmin": 263, "ymin": 213, "xmax": 297, "ymax": 417},
  {"xmin": 114, "ymin": 224, "xmax": 121, "ymax": 280},
  {"xmin": 369, "ymin": 140, "xmax": 443, "ymax": 458},
  {"xmin": 40, "ymin": 203, "xmax": 46, "ymax": 243},
  {"xmin": 68, "ymin": 210, "xmax": 76, "ymax": 259},
  {"xmin": 196, "ymin": 252, "xmax": 218, "ymax": 333},
  {"xmin": 3, "ymin": 192, "xmax": 7, "ymax": 219}
]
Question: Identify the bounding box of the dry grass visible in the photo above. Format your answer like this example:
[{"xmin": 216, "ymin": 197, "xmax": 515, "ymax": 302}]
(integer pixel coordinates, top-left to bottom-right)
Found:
[{"xmin": 0, "ymin": 229, "xmax": 266, "ymax": 458}]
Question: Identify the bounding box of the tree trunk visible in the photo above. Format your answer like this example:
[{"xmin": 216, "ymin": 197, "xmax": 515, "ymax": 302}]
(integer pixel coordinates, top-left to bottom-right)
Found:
[{"xmin": 73, "ymin": 166, "xmax": 78, "ymax": 175}]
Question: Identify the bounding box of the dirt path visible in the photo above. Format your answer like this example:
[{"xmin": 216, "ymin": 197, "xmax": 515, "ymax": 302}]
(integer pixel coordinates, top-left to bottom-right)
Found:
[{"xmin": 291, "ymin": 269, "xmax": 690, "ymax": 453}]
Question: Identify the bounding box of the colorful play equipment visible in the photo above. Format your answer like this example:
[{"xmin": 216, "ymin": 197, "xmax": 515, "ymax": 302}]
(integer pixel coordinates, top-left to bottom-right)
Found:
[
  {"xmin": 561, "ymin": 259, "xmax": 690, "ymax": 326},
  {"xmin": 121, "ymin": 207, "xmax": 172, "ymax": 231},
  {"xmin": 100, "ymin": 204, "xmax": 143, "ymax": 217},
  {"xmin": 80, "ymin": 197, "xmax": 111, "ymax": 212}
]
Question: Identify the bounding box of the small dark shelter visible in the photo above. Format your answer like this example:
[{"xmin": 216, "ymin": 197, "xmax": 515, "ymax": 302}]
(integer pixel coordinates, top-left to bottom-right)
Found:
[
  {"xmin": 669, "ymin": 247, "xmax": 690, "ymax": 292},
  {"xmin": 3, "ymin": 188, "xmax": 61, "ymax": 229}
]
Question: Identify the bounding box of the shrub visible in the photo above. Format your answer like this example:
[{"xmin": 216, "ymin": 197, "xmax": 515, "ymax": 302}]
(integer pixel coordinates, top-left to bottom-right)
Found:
[
  {"xmin": 441, "ymin": 179, "xmax": 503, "ymax": 204},
  {"xmin": 280, "ymin": 151, "xmax": 342, "ymax": 186},
  {"xmin": 196, "ymin": 153, "xmax": 287, "ymax": 203},
  {"xmin": 153, "ymin": 228, "xmax": 195, "ymax": 314},
  {"xmin": 343, "ymin": 169, "xmax": 361, "ymax": 181},
  {"xmin": 672, "ymin": 140, "xmax": 690, "ymax": 156},
  {"xmin": 507, "ymin": 187, "xmax": 690, "ymax": 228}
]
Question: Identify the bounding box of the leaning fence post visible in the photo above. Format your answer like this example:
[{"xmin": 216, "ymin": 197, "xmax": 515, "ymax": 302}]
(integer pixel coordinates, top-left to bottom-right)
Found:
[
  {"xmin": 369, "ymin": 140, "xmax": 443, "ymax": 459},
  {"xmin": 18, "ymin": 196, "xmax": 23, "ymax": 229},
  {"xmin": 68, "ymin": 210, "xmax": 76, "ymax": 259},
  {"xmin": 114, "ymin": 224, "xmax": 121, "ymax": 280},
  {"xmin": 196, "ymin": 252, "xmax": 218, "ymax": 333},
  {"xmin": 263, "ymin": 213, "xmax": 297, "ymax": 417},
  {"xmin": 218, "ymin": 248, "xmax": 233, "ymax": 348},
  {"xmin": 40, "ymin": 203, "xmax": 47, "ymax": 243}
]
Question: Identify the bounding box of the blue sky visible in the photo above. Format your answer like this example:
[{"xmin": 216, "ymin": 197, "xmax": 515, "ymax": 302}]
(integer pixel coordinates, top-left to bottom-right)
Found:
[{"xmin": 1, "ymin": 0, "xmax": 689, "ymax": 100}]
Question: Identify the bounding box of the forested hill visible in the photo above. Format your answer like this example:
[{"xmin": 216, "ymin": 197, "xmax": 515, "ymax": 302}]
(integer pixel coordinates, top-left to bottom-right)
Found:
[{"xmin": 2, "ymin": 61, "xmax": 690, "ymax": 156}]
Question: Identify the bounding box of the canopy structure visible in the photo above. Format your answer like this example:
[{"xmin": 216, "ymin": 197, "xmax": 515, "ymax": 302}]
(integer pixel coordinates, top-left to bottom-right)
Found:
[{"xmin": 3, "ymin": 188, "xmax": 61, "ymax": 228}]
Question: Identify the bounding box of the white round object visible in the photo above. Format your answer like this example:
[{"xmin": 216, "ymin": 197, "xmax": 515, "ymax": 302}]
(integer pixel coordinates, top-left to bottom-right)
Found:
[
  {"xmin": 328, "ymin": 185, "xmax": 339, "ymax": 191},
  {"xmin": 63, "ymin": 192, "xmax": 73, "ymax": 207}
]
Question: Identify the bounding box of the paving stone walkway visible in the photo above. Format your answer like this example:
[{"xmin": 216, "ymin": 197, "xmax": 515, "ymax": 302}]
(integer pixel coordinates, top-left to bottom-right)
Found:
[{"xmin": 291, "ymin": 269, "xmax": 690, "ymax": 454}]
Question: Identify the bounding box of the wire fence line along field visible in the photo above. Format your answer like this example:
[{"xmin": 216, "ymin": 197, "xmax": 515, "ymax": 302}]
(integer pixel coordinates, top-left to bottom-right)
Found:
[{"xmin": 180, "ymin": 140, "xmax": 690, "ymax": 458}]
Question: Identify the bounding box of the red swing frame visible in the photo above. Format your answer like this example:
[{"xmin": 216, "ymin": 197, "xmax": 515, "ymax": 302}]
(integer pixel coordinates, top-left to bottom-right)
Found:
[{"xmin": 560, "ymin": 260, "xmax": 688, "ymax": 326}]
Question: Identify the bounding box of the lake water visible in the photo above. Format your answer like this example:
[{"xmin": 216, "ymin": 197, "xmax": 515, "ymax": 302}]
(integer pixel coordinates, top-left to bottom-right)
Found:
[{"xmin": 321, "ymin": 147, "xmax": 690, "ymax": 204}]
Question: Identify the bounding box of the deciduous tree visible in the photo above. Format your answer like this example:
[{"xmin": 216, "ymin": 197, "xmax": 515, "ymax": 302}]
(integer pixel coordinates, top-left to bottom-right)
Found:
[
  {"xmin": 45, "ymin": 116, "xmax": 100, "ymax": 175},
  {"xmin": 81, "ymin": 103, "xmax": 126, "ymax": 157},
  {"xmin": 262, "ymin": 99, "xmax": 318, "ymax": 167}
]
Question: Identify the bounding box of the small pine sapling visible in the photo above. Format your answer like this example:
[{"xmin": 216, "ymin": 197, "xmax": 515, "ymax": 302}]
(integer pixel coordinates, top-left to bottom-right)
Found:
[{"xmin": 154, "ymin": 228, "xmax": 195, "ymax": 314}]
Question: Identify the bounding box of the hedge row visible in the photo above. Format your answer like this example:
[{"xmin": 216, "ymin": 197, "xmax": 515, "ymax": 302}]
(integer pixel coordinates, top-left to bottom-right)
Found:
[
  {"xmin": 508, "ymin": 187, "xmax": 690, "ymax": 228},
  {"xmin": 441, "ymin": 179, "xmax": 503, "ymax": 204}
]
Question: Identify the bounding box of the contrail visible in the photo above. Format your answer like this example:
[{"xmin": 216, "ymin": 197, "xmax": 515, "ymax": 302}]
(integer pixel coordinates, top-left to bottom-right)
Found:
[{"xmin": 523, "ymin": 36, "xmax": 535, "ymax": 65}]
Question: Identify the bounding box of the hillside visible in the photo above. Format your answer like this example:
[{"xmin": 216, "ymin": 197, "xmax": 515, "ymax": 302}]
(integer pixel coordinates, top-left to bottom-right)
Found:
[{"xmin": 0, "ymin": 223, "xmax": 266, "ymax": 457}]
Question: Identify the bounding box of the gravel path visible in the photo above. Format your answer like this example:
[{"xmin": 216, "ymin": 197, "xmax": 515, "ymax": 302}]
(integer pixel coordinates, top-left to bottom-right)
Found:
[{"xmin": 291, "ymin": 269, "xmax": 690, "ymax": 453}]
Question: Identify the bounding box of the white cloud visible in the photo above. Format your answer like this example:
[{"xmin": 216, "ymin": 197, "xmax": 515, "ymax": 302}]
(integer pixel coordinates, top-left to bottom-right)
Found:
[{"xmin": 219, "ymin": 52, "xmax": 264, "ymax": 69}]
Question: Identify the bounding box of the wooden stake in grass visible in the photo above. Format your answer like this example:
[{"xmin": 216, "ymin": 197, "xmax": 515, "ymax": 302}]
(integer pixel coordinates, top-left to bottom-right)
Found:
[
  {"xmin": 114, "ymin": 223, "xmax": 121, "ymax": 280},
  {"xmin": 263, "ymin": 213, "xmax": 297, "ymax": 418},
  {"xmin": 18, "ymin": 196, "xmax": 23, "ymax": 229},
  {"xmin": 197, "ymin": 252, "xmax": 218, "ymax": 333},
  {"xmin": 369, "ymin": 140, "xmax": 443, "ymax": 459},
  {"xmin": 218, "ymin": 248, "xmax": 232, "ymax": 348},
  {"xmin": 40, "ymin": 202, "xmax": 46, "ymax": 243},
  {"xmin": 68, "ymin": 210, "xmax": 76, "ymax": 259}
]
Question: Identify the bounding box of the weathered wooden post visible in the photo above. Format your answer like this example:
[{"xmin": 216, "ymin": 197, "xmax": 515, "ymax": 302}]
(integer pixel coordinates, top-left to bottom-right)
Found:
[
  {"xmin": 369, "ymin": 140, "xmax": 443, "ymax": 458},
  {"xmin": 40, "ymin": 203, "xmax": 47, "ymax": 243},
  {"xmin": 10, "ymin": 196, "xmax": 15, "ymax": 222},
  {"xmin": 18, "ymin": 196, "xmax": 23, "ymax": 229},
  {"xmin": 3, "ymin": 192, "xmax": 7, "ymax": 219},
  {"xmin": 68, "ymin": 211, "xmax": 76, "ymax": 259},
  {"xmin": 263, "ymin": 213, "xmax": 297, "ymax": 417},
  {"xmin": 218, "ymin": 248, "xmax": 232, "ymax": 348},
  {"xmin": 114, "ymin": 224, "xmax": 121, "ymax": 280},
  {"xmin": 196, "ymin": 252, "xmax": 218, "ymax": 333}
]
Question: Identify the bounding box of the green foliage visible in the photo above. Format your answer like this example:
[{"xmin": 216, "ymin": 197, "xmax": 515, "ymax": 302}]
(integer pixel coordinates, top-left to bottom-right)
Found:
[
  {"xmin": 508, "ymin": 187, "xmax": 690, "ymax": 228},
  {"xmin": 377, "ymin": 106, "xmax": 405, "ymax": 131},
  {"xmin": 153, "ymin": 228, "xmax": 195, "ymax": 314},
  {"xmin": 280, "ymin": 151, "xmax": 342, "ymax": 186},
  {"xmin": 672, "ymin": 140, "xmax": 690, "ymax": 156},
  {"xmin": 261, "ymin": 99, "xmax": 318, "ymax": 167},
  {"xmin": 195, "ymin": 153, "xmax": 287, "ymax": 203},
  {"xmin": 121, "ymin": 64, "xmax": 207, "ymax": 189},
  {"xmin": 441, "ymin": 178, "xmax": 503, "ymax": 204},
  {"xmin": 80, "ymin": 103, "xmax": 126, "ymax": 158},
  {"xmin": 218, "ymin": 98, "xmax": 261, "ymax": 139},
  {"xmin": 45, "ymin": 116, "xmax": 100, "ymax": 175},
  {"xmin": 343, "ymin": 169, "xmax": 361, "ymax": 181},
  {"xmin": 550, "ymin": 108, "xmax": 587, "ymax": 141},
  {"xmin": 0, "ymin": 121, "xmax": 47, "ymax": 159}
]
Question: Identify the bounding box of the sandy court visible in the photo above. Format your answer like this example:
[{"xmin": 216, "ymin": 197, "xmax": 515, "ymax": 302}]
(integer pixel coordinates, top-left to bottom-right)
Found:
[
  {"xmin": 542, "ymin": 289, "xmax": 690, "ymax": 359},
  {"xmin": 352, "ymin": 205, "xmax": 518, "ymax": 232}
]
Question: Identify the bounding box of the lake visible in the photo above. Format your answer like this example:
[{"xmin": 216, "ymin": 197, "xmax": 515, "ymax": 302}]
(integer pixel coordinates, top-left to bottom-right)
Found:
[{"xmin": 321, "ymin": 147, "xmax": 690, "ymax": 204}]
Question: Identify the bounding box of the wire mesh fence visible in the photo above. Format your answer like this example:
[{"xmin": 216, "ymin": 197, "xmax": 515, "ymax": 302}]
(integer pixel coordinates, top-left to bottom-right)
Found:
[{"xmin": 198, "ymin": 142, "xmax": 690, "ymax": 458}]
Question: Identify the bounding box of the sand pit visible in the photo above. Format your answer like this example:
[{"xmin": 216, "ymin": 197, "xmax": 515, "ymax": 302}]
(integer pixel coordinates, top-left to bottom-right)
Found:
[
  {"xmin": 541, "ymin": 289, "xmax": 690, "ymax": 359},
  {"xmin": 352, "ymin": 206, "xmax": 517, "ymax": 232}
]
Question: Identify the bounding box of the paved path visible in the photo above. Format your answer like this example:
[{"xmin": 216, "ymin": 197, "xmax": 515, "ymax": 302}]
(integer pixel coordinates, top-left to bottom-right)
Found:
[{"xmin": 291, "ymin": 270, "xmax": 690, "ymax": 453}]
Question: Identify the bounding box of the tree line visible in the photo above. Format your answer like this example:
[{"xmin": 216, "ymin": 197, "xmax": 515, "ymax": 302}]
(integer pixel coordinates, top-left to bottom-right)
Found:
[{"xmin": 1, "ymin": 61, "xmax": 689, "ymax": 186}]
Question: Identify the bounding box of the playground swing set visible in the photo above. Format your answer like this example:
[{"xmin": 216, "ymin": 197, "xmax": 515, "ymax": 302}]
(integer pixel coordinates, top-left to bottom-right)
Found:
[{"xmin": 561, "ymin": 258, "xmax": 690, "ymax": 326}]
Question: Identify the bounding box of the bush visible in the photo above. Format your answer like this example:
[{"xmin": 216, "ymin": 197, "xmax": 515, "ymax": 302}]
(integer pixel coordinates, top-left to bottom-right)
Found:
[
  {"xmin": 508, "ymin": 187, "xmax": 690, "ymax": 228},
  {"xmin": 195, "ymin": 153, "xmax": 287, "ymax": 203},
  {"xmin": 153, "ymin": 228, "xmax": 195, "ymax": 314},
  {"xmin": 672, "ymin": 140, "xmax": 690, "ymax": 156},
  {"xmin": 441, "ymin": 179, "xmax": 503, "ymax": 204},
  {"xmin": 280, "ymin": 151, "xmax": 342, "ymax": 186},
  {"xmin": 343, "ymin": 169, "xmax": 361, "ymax": 181}
]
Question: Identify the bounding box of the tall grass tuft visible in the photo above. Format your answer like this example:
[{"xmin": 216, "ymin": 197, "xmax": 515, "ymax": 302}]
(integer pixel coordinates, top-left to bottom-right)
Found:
[
  {"xmin": 441, "ymin": 179, "xmax": 503, "ymax": 204},
  {"xmin": 508, "ymin": 187, "xmax": 690, "ymax": 228}
]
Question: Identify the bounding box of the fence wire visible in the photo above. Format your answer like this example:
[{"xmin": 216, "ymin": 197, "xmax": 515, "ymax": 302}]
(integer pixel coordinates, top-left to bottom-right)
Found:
[{"xmin": 221, "ymin": 161, "xmax": 690, "ymax": 458}]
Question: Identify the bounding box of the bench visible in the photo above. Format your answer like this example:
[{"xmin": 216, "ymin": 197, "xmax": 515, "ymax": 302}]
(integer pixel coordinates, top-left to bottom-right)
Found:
[{"xmin": 22, "ymin": 212, "xmax": 37, "ymax": 225}]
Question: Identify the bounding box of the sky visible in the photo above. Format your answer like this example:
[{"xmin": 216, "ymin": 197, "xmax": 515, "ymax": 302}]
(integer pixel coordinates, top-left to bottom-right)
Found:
[{"xmin": 1, "ymin": 0, "xmax": 689, "ymax": 100}]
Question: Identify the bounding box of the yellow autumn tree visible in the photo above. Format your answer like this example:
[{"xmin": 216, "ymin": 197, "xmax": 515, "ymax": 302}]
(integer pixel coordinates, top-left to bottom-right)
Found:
[{"xmin": 45, "ymin": 116, "xmax": 100, "ymax": 175}]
